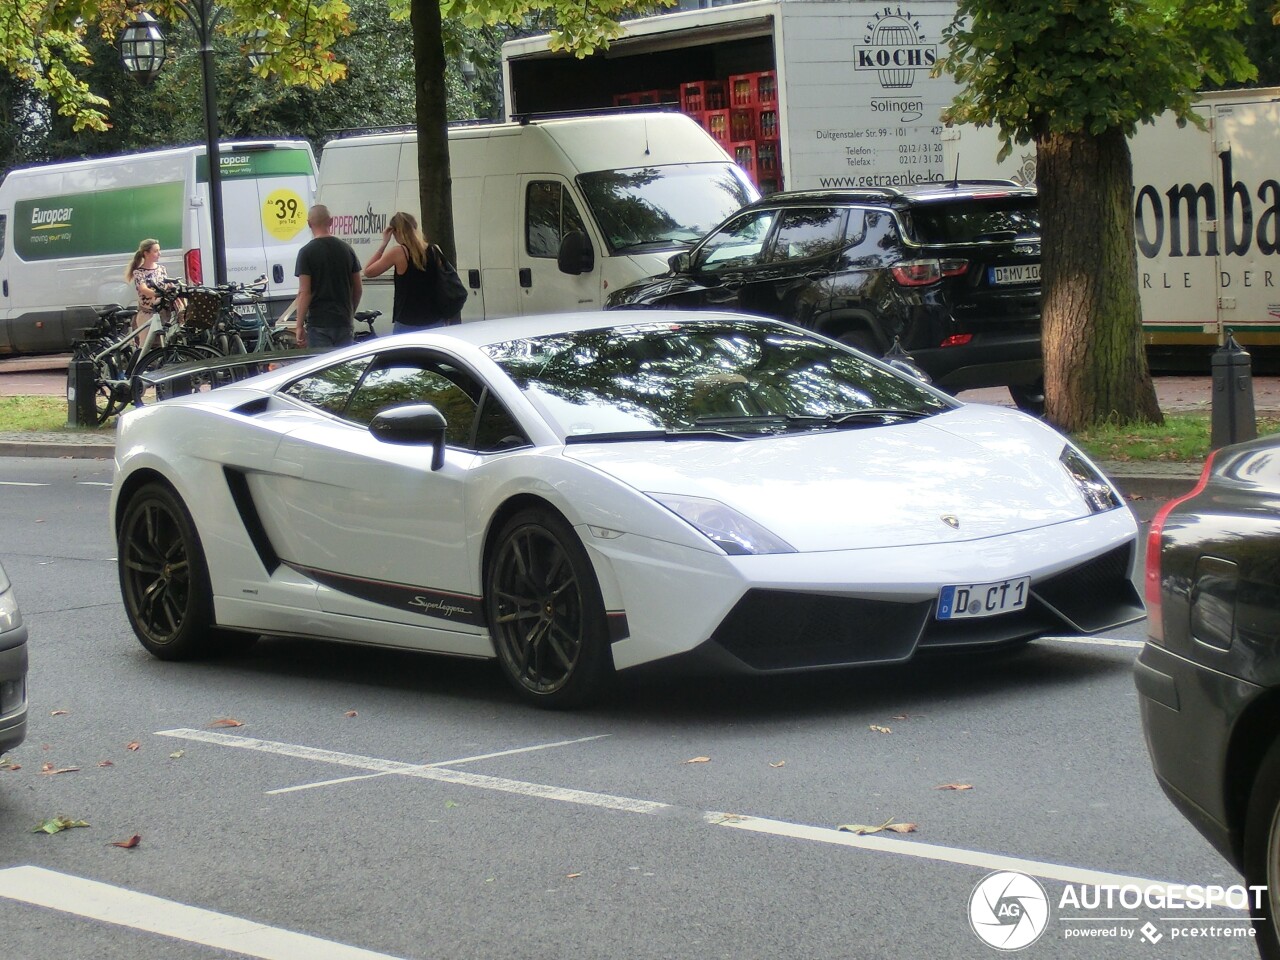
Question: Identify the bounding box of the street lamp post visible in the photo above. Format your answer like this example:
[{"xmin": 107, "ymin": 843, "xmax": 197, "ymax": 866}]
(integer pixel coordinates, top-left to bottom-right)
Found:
[{"xmin": 120, "ymin": 2, "xmax": 229, "ymax": 286}]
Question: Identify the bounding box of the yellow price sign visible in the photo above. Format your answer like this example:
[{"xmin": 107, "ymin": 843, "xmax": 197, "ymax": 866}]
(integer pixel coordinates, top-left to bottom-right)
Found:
[{"xmin": 263, "ymin": 189, "xmax": 306, "ymax": 241}]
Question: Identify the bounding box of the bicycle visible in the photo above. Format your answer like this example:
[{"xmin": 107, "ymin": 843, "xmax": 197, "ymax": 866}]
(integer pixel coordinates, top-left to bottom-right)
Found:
[{"xmin": 354, "ymin": 310, "xmax": 382, "ymax": 342}]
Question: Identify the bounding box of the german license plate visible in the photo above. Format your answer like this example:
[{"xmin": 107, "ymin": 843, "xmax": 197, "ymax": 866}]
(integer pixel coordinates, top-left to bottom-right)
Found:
[
  {"xmin": 234, "ymin": 303, "xmax": 258, "ymax": 317},
  {"xmin": 989, "ymin": 264, "xmax": 1040, "ymax": 285},
  {"xmin": 936, "ymin": 577, "xmax": 1030, "ymax": 620}
]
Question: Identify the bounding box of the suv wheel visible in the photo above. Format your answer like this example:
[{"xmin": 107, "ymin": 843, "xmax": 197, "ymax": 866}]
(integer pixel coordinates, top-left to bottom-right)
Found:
[{"xmin": 1009, "ymin": 380, "xmax": 1046, "ymax": 417}]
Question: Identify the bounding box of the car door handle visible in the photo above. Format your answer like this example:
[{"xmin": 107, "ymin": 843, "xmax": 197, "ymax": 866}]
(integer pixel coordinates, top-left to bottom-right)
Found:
[
  {"xmin": 519, "ymin": 268, "xmax": 532, "ymax": 288},
  {"xmin": 468, "ymin": 269, "xmax": 480, "ymax": 289},
  {"xmin": 273, "ymin": 265, "xmax": 285, "ymax": 284}
]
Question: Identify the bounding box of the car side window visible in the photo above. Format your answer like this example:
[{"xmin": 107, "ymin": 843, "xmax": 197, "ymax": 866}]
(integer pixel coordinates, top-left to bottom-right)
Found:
[
  {"xmin": 344, "ymin": 354, "xmax": 479, "ymax": 448},
  {"xmin": 526, "ymin": 181, "xmax": 587, "ymax": 259},
  {"xmin": 282, "ymin": 357, "xmax": 373, "ymax": 415},
  {"xmin": 840, "ymin": 210, "xmax": 900, "ymax": 269},
  {"xmin": 695, "ymin": 210, "xmax": 777, "ymax": 273},
  {"xmin": 473, "ymin": 391, "xmax": 530, "ymax": 452},
  {"xmin": 766, "ymin": 207, "xmax": 847, "ymax": 263}
]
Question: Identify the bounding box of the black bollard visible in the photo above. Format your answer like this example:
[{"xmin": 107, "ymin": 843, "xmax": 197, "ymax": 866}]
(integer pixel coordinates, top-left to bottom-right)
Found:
[
  {"xmin": 1210, "ymin": 332, "xmax": 1257, "ymax": 450},
  {"xmin": 66, "ymin": 355, "xmax": 97, "ymax": 428}
]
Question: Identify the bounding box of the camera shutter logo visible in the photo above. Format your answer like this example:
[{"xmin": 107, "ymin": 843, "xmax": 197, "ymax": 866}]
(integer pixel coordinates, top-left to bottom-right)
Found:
[{"xmin": 968, "ymin": 871, "xmax": 1050, "ymax": 951}]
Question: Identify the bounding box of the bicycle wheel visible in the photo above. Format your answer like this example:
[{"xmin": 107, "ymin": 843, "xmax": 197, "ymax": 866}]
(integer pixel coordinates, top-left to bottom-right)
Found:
[
  {"xmin": 130, "ymin": 344, "xmax": 215, "ymax": 407},
  {"xmin": 73, "ymin": 341, "xmax": 126, "ymax": 425}
]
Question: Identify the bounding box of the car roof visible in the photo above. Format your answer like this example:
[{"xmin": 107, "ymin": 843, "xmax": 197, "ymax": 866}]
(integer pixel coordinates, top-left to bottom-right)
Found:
[{"xmin": 743, "ymin": 180, "xmax": 1036, "ymax": 210}]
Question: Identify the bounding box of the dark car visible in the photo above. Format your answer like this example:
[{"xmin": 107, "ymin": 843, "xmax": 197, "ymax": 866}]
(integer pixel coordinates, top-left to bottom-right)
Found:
[
  {"xmin": 0, "ymin": 560, "xmax": 27, "ymax": 755},
  {"xmin": 606, "ymin": 181, "xmax": 1044, "ymax": 412},
  {"xmin": 1137, "ymin": 434, "xmax": 1280, "ymax": 955}
]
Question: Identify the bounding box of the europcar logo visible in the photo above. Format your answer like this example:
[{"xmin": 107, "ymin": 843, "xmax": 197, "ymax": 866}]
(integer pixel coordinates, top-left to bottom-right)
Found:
[
  {"xmin": 856, "ymin": 7, "xmax": 937, "ymax": 90},
  {"xmin": 969, "ymin": 871, "xmax": 1050, "ymax": 951}
]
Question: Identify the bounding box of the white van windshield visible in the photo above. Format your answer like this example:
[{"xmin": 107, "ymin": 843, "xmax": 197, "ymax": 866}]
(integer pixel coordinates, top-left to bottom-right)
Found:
[{"xmin": 576, "ymin": 163, "xmax": 758, "ymax": 255}]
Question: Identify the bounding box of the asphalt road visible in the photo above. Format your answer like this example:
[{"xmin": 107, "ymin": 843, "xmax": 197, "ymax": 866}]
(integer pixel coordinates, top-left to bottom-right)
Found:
[{"xmin": 0, "ymin": 458, "xmax": 1260, "ymax": 960}]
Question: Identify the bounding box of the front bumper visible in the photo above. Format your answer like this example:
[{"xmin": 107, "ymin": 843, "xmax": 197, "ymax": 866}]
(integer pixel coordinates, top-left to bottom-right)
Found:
[
  {"xmin": 1135, "ymin": 641, "xmax": 1263, "ymax": 870},
  {"xmin": 0, "ymin": 624, "xmax": 29, "ymax": 754}
]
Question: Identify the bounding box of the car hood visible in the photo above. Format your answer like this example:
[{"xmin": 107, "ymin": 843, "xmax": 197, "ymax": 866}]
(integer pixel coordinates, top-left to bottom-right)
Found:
[
  {"xmin": 563, "ymin": 406, "xmax": 1103, "ymax": 552},
  {"xmin": 606, "ymin": 272, "xmax": 708, "ymax": 307}
]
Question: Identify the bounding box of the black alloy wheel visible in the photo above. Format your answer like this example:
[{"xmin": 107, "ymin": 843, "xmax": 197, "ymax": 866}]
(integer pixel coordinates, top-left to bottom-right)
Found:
[
  {"xmin": 117, "ymin": 482, "xmax": 239, "ymax": 660},
  {"xmin": 486, "ymin": 508, "xmax": 613, "ymax": 709},
  {"xmin": 1009, "ymin": 379, "xmax": 1047, "ymax": 417},
  {"xmin": 1245, "ymin": 737, "xmax": 1280, "ymax": 958}
]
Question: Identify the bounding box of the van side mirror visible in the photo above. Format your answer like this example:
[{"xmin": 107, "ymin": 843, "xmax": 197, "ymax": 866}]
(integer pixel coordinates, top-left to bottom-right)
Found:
[
  {"xmin": 557, "ymin": 231, "xmax": 595, "ymax": 275},
  {"xmin": 369, "ymin": 403, "xmax": 448, "ymax": 470},
  {"xmin": 668, "ymin": 252, "xmax": 692, "ymax": 275}
]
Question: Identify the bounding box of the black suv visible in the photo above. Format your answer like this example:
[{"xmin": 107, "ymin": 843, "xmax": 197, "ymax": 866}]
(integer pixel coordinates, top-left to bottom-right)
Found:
[{"xmin": 606, "ymin": 182, "xmax": 1043, "ymax": 411}]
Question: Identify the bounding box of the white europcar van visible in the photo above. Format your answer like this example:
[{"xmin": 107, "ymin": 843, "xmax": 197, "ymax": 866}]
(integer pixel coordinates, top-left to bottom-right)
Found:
[
  {"xmin": 0, "ymin": 139, "xmax": 317, "ymax": 354},
  {"xmin": 316, "ymin": 112, "xmax": 759, "ymax": 321}
]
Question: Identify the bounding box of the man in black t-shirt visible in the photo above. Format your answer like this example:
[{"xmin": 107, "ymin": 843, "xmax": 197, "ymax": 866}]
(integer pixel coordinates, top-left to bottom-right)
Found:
[{"xmin": 294, "ymin": 205, "xmax": 362, "ymax": 349}]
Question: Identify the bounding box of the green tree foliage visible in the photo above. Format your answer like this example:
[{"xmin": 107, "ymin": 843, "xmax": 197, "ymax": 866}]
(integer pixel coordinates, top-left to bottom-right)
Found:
[{"xmin": 939, "ymin": 0, "xmax": 1256, "ymax": 430}]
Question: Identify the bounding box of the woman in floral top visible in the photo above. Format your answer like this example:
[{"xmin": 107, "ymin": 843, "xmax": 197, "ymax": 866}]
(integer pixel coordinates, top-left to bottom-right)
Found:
[{"xmin": 125, "ymin": 238, "xmax": 175, "ymax": 332}]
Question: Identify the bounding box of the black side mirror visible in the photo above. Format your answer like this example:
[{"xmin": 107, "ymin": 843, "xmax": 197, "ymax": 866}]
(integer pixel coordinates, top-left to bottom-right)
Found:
[
  {"xmin": 668, "ymin": 251, "xmax": 692, "ymax": 275},
  {"xmin": 369, "ymin": 403, "xmax": 448, "ymax": 470},
  {"xmin": 557, "ymin": 231, "xmax": 595, "ymax": 275}
]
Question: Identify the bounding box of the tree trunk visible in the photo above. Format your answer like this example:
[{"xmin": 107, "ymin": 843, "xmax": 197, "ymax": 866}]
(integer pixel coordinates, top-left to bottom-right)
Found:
[
  {"xmin": 1036, "ymin": 127, "xmax": 1162, "ymax": 430},
  {"xmin": 410, "ymin": 0, "xmax": 456, "ymax": 265}
]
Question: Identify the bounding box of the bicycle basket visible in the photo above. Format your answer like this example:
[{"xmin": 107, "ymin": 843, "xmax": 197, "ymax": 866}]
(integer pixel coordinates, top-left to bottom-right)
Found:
[{"xmin": 183, "ymin": 290, "xmax": 221, "ymax": 330}]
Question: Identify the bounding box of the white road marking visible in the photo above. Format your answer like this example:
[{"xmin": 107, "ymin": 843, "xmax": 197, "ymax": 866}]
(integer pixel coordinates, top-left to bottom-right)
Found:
[
  {"xmin": 1042, "ymin": 635, "xmax": 1145, "ymax": 650},
  {"xmin": 0, "ymin": 481, "xmax": 48, "ymax": 487},
  {"xmin": 0, "ymin": 866, "xmax": 408, "ymax": 959},
  {"xmin": 158, "ymin": 729, "xmax": 667, "ymax": 814},
  {"xmin": 77, "ymin": 481, "xmax": 113, "ymax": 487},
  {"xmin": 159, "ymin": 728, "xmax": 1213, "ymax": 897},
  {"xmin": 266, "ymin": 734, "xmax": 612, "ymax": 795},
  {"xmin": 705, "ymin": 813, "xmax": 1242, "ymax": 904}
]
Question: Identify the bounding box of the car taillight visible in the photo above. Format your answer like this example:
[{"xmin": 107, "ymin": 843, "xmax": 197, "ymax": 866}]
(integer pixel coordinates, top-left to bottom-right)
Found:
[
  {"xmin": 185, "ymin": 249, "xmax": 202, "ymax": 285},
  {"xmin": 940, "ymin": 334, "xmax": 973, "ymax": 347},
  {"xmin": 891, "ymin": 260, "xmax": 942, "ymax": 286},
  {"xmin": 940, "ymin": 258, "xmax": 969, "ymax": 277},
  {"xmin": 1144, "ymin": 452, "xmax": 1217, "ymax": 643}
]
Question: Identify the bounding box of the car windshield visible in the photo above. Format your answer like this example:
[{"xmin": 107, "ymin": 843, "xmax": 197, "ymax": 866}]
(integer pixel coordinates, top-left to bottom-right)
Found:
[
  {"xmin": 576, "ymin": 163, "xmax": 758, "ymax": 254},
  {"xmin": 482, "ymin": 318, "xmax": 952, "ymax": 439},
  {"xmin": 904, "ymin": 196, "xmax": 1040, "ymax": 244}
]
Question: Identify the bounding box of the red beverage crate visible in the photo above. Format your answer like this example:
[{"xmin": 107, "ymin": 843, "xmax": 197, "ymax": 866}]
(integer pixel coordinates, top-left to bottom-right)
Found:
[
  {"xmin": 756, "ymin": 139, "xmax": 780, "ymax": 174},
  {"xmin": 730, "ymin": 108, "xmax": 757, "ymax": 141},
  {"xmin": 728, "ymin": 71, "xmax": 778, "ymax": 108},
  {"xmin": 680, "ymin": 80, "xmax": 725, "ymax": 113},
  {"xmin": 703, "ymin": 109, "xmax": 731, "ymax": 145},
  {"xmin": 613, "ymin": 89, "xmax": 677, "ymax": 107},
  {"xmin": 757, "ymin": 107, "xmax": 779, "ymax": 140},
  {"xmin": 730, "ymin": 141, "xmax": 758, "ymax": 183}
]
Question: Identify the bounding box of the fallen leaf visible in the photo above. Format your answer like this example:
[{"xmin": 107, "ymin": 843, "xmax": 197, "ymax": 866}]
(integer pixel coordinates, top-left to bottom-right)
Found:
[
  {"xmin": 110, "ymin": 834, "xmax": 142, "ymax": 849},
  {"xmin": 344, "ymin": 710, "xmax": 358, "ymax": 718},
  {"xmin": 935, "ymin": 783, "xmax": 974, "ymax": 791},
  {"xmin": 869, "ymin": 725, "xmax": 892, "ymax": 734},
  {"xmin": 125, "ymin": 741, "xmax": 140, "ymax": 751},
  {"xmin": 0, "ymin": 757, "xmax": 19, "ymax": 771},
  {"xmin": 50, "ymin": 709, "xmax": 69, "ymax": 717},
  {"xmin": 169, "ymin": 750, "xmax": 184, "ymax": 760},
  {"xmin": 210, "ymin": 718, "xmax": 245, "ymax": 728},
  {"xmin": 39, "ymin": 763, "xmax": 80, "ymax": 775},
  {"xmin": 769, "ymin": 760, "xmax": 786, "ymax": 768},
  {"xmin": 445, "ymin": 800, "xmax": 458, "ymax": 809},
  {"xmin": 566, "ymin": 872, "xmax": 582, "ymax": 879},
  {"xmin": 714, "ymin": 813, "xmax": 748, "ymax": 824},
  {"xmin": 682, "ymin": 756, "xmax": 711, "ymax": 764},
  {"xmin": 33, "ymin": 816, "xmax": 89, "ymax": 835},
  {"xmin": 97, "ymin": 760, "xmax": 113, "ymax": 768},
  {"xmin": 837, "ymin": 817, "xmax": 917, "ymax": 836}
]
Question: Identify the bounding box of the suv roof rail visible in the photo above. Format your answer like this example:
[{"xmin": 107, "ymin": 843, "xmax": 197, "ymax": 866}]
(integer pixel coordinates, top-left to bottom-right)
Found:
[{"xmin": 509, "ymin": 104, "xmax": 680, "ymax": 125}]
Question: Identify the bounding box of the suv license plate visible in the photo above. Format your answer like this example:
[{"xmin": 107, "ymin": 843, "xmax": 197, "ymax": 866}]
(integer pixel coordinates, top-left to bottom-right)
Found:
[
  {"xmin": 936, "ymin": 577, "xmax": 1030, "ymax": 620},
  {"xmin": 989, "ymin": 264, "xmax": 1040, "ymax": 285}
]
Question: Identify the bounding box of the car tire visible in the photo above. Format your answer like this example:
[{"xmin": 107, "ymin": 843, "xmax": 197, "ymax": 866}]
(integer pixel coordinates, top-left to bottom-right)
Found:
[
  {"xmin": 486, "ymin": 508, "xmax": 614, "ymax": 709},
  {"xmin": 117, "ymin": 482, "xmax": 250, "ymax": 660},
  {"xmin": 1009, "ymin": 380, "xmax": 1046, "ymax": 417},
  {"xmin": 838, "ymin": 329, "xmax": 882, "ymax": 358},
  {"xmin": 1246, "ymin": 737, "xmax": 1280, "ymax": 958}
]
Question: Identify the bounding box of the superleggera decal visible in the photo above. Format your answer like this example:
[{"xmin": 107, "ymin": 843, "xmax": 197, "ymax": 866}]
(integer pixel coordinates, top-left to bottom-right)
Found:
[{"xmin": 285, "ymin": 562, "xmax": 486, "ymax": 627}]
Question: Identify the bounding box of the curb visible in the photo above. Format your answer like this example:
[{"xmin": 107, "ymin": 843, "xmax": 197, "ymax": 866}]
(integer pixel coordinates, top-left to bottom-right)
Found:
[{"xmin": 0, "ymin": 439, "xmax": 113, "ymax": 459}]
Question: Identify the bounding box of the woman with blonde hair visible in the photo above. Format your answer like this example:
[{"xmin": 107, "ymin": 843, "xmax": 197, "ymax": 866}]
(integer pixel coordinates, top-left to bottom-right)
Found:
[
  {"xmin": 363, "ymin": 211, "xmax": 459, "ymax": 332},
  {"xmin": 125, "ymin": 238, "xmax": 178, "ymax": 332}
]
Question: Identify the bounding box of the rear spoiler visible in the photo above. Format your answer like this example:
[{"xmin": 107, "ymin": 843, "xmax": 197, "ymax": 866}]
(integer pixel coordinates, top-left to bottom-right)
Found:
[{"xmin": 132, "ymin": 349, "xmax": 323, "ymax": 402}]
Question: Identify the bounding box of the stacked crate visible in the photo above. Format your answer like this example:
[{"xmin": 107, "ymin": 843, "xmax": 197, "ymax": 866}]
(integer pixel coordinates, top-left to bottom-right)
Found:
[{"xmin": 612, "ymin": 71, "xmax": 781, "ymax": 192}]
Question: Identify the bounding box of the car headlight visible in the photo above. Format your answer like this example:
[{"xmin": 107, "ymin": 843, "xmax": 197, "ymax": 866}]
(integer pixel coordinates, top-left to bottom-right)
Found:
[
  {"xmin": 1060, "ymin": 446, "xmax": 1121, "ymax": 513},
  {"xmin": 647, "ymin": 493, "xmax": 796, "ymax": 556},
  {"xmin": 0, "ymin": 586, "xmax": 21, "ymax": 633}
]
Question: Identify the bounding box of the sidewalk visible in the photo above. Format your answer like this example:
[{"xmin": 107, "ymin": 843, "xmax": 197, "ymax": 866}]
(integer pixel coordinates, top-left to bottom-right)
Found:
[{"xmin": 0, "ymin": 354, "xmax": 1271, "ymax": 499}]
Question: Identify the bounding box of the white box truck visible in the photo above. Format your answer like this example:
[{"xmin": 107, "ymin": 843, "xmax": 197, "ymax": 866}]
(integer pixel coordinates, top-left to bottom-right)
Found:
[
  {"xmin": 315, "ymin": 112, "xmax": 758, "ymax": 322},
  {"xmin": 942, "ymin": 87, "xmax": 1280, "ymax": 358},
  {"xmin": 501, "ymin": 0, "xmax": 962, "ymax": 193},
  {"xmin": 0, "ymin": 139, "xmax": 317, "ymax": 354}
]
